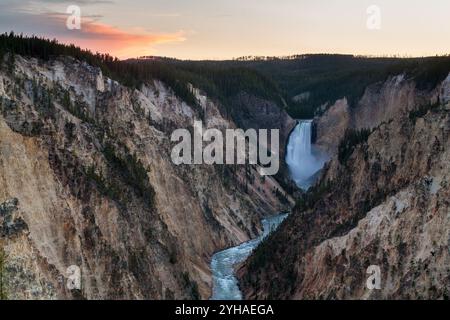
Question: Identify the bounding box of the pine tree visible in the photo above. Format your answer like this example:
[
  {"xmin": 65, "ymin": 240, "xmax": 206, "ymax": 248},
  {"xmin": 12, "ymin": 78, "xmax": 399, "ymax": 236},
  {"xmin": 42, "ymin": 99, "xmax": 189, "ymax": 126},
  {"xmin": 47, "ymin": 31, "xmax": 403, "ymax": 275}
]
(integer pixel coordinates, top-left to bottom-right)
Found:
[
  {"xmin": 7, "ymin": 52, "xmax": 15, "ymax": 75},
  {"xmin": 0, "ymin": 246, "xmax": 8, "ymax": 300}
]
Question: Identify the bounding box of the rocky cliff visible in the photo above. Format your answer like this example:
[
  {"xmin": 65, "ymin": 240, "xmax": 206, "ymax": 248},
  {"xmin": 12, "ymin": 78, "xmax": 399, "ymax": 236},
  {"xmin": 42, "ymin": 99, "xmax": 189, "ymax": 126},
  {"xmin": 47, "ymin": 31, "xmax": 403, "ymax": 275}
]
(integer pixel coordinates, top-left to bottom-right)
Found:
[
  {"xmin": 0, "ymin": 54, "xmax": 293, "ymax": 299},
  {"xmin": 314, "ymin": 74, "xmax": 442, "ymax": 155},
  {"xmin": 238, "ymin": 74, "xmax": 450, "ymax": 299}
]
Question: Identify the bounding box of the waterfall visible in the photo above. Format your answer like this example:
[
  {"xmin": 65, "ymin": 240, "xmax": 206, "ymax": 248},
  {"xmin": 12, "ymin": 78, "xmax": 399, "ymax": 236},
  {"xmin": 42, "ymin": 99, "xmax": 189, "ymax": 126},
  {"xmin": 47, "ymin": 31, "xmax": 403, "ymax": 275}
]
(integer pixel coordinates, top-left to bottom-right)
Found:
[{"xmin": 286, "ymin": 120, "xmax": 326, "ymax": 190}]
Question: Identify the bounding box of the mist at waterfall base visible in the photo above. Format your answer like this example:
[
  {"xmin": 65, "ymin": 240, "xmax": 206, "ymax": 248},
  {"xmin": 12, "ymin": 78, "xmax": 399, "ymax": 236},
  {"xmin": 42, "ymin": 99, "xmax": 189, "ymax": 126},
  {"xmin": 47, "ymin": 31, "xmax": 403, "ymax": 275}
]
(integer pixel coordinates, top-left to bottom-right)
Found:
[{"xmin": 286, "ymin": 120, "xmax": 328, "ymax": 190}]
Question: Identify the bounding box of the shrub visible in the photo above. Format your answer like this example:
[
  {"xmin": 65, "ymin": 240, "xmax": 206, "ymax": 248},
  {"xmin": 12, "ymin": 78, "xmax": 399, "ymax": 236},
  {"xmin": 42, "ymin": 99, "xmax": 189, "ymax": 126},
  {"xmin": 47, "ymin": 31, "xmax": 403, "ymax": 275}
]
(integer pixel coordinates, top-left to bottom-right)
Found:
[
  {"xmin": 408, "ymin": 102, "xmax": 440, "ymax": 123},
  {"xmin": 103, "ymin": 143, "xmax": 155, "ymax": 206},
  {"xmin": 181, "ymin": 272, "xmax": 200, "ymax": 300},
  {"xmin": 338, "ymin": 128, "xmax": 371, "ymax": 164},
  {"xmin": 85, "ymin": 165, "xmax": 121, "ymax": 200},
  {"xmin": 0, "ymin": 247, "xmax": 8, "ymax": 300}
]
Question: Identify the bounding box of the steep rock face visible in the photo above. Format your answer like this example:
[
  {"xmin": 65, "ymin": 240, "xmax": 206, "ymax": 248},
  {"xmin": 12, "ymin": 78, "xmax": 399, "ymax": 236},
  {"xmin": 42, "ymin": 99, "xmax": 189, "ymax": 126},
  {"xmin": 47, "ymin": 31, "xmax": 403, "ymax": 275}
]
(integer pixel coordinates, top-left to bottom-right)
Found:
[
  {"xmin": 238, "ymin": 79, "xmax": 450, "ymax": 299},
  {"xmin": 229, "ymin": 92, "xmax": 296, "ymax": 157},
  {"xmin": 0, "ymin": 55, "xmax": 293, "ymax": 299},
  {"xmin": 352, "ymin": 75, "xmax": 424, "ymax": 129},
  {"xmin": 440, "ymin": 73, "xmax": 450, "ymax": 106},
  {"xmin": 290, "ymin": 180, "xmax": 449, "ymax": 299},
  {"xmin": 314, "ymin": 74, "xmax": 442, "ymax": 155},
  {"xmin": 227, "ymin": 92, "xmax": 297, "ymax": 190},
  {"xmin": 314, "ymin": 98, "xmax": 350, "ymax": 155}
]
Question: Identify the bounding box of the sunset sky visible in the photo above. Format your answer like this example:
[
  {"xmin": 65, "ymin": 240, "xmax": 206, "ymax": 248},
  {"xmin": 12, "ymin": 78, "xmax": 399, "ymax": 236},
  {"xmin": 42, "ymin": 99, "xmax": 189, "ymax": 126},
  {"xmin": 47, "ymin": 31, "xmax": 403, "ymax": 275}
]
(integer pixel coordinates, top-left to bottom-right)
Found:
[{"xmin": 1, "ymin": 0, "xmax": 449, "ymax": 60}]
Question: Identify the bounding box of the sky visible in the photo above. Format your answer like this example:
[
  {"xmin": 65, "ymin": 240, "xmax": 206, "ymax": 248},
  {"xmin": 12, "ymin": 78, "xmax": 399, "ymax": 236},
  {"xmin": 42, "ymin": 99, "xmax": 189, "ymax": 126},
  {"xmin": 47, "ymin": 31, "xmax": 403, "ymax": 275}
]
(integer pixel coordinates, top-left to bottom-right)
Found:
[{"xmin": 0, "ymin": 0, "xmax": 449, "ymax": 60}]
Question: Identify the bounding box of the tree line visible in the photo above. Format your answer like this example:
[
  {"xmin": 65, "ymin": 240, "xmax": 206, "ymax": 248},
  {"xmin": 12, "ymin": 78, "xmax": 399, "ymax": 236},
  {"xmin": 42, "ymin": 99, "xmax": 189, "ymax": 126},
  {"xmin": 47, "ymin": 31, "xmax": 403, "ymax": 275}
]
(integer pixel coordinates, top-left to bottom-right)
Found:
[{"xmin": 0, "ymin": 32, "xmax": 285, "ymax": 118}]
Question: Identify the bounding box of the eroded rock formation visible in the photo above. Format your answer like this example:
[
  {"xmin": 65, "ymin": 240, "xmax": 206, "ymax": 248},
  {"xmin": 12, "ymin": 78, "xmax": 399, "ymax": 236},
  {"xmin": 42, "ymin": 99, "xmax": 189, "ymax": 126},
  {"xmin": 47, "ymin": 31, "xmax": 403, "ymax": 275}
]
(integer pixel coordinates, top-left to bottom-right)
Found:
[
  {"xmin": 239, "ymin": 74, "xmax": 450, "ymax": 300},
  {"xmin": 0, "ymin": 55, "xmax": 293, "ymax": 299}
]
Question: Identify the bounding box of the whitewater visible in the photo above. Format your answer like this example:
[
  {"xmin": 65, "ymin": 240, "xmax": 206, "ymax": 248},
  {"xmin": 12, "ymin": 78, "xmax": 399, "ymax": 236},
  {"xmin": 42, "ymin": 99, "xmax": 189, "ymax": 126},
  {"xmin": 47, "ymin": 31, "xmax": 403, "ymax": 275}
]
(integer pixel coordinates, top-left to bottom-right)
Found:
[{"xmin": 210, "ymin": 120, "xmax": 326, "ymax": 300}]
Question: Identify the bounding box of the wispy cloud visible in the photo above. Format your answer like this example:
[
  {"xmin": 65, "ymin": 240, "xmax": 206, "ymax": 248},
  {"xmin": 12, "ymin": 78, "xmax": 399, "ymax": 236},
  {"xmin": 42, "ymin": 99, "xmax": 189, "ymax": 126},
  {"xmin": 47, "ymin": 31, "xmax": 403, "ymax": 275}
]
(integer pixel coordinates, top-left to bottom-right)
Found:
[
  {"xmin": 67, "ymin": 18, "xmax": 186, "ymax": 57},
  {"xmin": 0, "ymin": 0, "xmax": 186, "ymax": 58}
]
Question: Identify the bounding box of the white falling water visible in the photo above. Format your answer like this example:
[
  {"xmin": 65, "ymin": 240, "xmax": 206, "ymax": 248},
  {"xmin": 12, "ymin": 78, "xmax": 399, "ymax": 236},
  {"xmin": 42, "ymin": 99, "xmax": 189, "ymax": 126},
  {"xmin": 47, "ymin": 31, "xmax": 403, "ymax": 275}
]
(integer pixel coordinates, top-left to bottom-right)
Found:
[
  {"xmin": 209, "ymin": 121, "xmax": 327, "ymax": 300},
  {"xmin": 286, "ymin": 120, "xmax": 326, "ymax": 190}
]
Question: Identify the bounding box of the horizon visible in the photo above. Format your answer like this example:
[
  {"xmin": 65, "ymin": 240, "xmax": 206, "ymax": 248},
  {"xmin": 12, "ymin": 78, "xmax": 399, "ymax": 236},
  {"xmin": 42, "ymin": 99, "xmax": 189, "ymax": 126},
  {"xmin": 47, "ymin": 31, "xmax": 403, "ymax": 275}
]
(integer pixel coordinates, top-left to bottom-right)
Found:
[
  {"xmin": 1, "ymin": 0, "xmax": 450, "ymax": 59},
  {"xmin": 128, "ymin": 52, "xmax": 450, "ymax": 62},
  {"xmin": 4, "ymin": 32, "xmax": 450, "ymax": 62}
]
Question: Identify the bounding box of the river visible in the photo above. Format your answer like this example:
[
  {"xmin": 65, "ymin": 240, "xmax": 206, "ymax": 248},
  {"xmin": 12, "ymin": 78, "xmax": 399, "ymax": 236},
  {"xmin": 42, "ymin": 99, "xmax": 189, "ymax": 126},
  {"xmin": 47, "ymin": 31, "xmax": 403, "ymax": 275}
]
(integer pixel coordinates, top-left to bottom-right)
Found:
[
  {"xmin": 210, "ymin": 120, "xmax": 325, "ymax": 300},
  {"xmin": 210, "ymin": 213, "xmax": 288, "ymax": 300}
]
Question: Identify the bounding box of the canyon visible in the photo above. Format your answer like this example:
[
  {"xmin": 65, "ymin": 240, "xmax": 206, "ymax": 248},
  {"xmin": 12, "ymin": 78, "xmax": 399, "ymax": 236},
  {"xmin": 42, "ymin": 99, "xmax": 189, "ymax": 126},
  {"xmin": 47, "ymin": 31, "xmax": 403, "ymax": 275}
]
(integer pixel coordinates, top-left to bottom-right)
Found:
[
  {"xmin": 0, "ymin": 53, "xmax": 293, "ymax": 299},
  {"xmin": 238, "ymin": 72, "xmax": 450, "ymax": 300},
  {"xmin": 0, "ymin": 45, "xmax": 449, "ymax": 300}
]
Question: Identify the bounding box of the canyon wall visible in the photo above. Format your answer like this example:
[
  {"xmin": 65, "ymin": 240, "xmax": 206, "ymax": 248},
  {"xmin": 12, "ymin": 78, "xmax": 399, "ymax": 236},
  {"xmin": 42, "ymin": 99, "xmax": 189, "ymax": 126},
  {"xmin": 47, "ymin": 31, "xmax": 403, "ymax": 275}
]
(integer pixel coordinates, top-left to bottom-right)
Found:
[
  {"xmin": 314, "ymin": 74, "xmax": 442, "ymax": 155},
  {"xmin": 238, "ymin": 74, "xmax": 450, "ymax": 299},
  {"xmin": 0, "ymin": 55, "xmax": 293, "ymax": 299}
]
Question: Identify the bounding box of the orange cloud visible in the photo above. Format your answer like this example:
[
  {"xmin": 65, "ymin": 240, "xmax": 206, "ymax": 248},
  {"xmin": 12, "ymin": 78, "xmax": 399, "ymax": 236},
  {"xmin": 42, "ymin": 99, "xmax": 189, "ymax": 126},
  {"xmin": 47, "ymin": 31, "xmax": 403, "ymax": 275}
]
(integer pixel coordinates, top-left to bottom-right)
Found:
[{"xmin": 59, "ymin": 18, "xmax": 186, "ymax": 58}]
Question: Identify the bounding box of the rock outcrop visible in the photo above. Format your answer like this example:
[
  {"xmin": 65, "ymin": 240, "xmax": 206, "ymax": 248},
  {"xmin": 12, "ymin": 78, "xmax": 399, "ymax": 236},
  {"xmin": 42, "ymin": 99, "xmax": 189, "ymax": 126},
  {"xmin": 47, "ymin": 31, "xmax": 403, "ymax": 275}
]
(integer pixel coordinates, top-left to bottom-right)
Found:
[
  {"xmin": 314, "ymin": 74, "xmax": 443, "ymax": 155},
  {"xmin": 314, "ymin": 98, "xmax": 350, "ymax": 155}
]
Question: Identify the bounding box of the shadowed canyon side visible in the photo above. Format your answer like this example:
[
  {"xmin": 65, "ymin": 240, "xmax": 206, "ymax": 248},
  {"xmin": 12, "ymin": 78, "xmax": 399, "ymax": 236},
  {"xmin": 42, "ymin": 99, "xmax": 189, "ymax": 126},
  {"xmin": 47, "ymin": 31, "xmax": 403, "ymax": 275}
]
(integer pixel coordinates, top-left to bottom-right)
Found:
[
  {"xmin": 0, "ymin": 53, "xmax": 294, "ymax": 299},
  {"xmin": 238, "ymin": 73, "xmax": 450, "ymax": 299}
]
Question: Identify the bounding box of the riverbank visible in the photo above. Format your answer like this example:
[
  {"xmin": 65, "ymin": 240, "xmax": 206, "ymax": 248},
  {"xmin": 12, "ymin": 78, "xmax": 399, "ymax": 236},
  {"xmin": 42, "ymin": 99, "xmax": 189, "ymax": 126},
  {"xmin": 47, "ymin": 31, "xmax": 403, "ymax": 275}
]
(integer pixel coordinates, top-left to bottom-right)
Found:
[{"xmin": 210, "ymin": 213, "xmax": 288, "ymax": 300}]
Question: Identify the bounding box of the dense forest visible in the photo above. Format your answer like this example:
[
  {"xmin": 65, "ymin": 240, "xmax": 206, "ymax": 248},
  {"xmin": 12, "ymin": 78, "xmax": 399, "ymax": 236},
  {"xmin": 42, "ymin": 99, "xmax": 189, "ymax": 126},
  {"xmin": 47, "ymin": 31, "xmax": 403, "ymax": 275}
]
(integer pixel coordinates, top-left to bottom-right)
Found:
[
  {"xmin": 2, "ymin": 32, "xmax": 450, "ymax": 119},
  {"xmin": 167, "ymin": 54, "xmax": 450, "ymax": 118},
  {"xmin": 0, "ymin": 32, "xmax": 284, "ymax": 117},
  {"xmin": 0, "ymin": 32, "xmax": 203, "ymax": 109}
]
